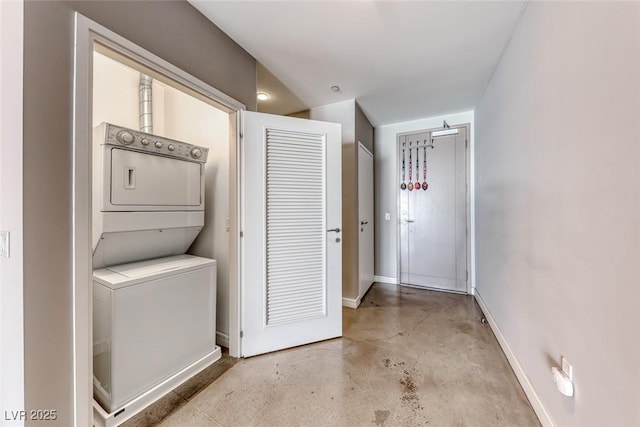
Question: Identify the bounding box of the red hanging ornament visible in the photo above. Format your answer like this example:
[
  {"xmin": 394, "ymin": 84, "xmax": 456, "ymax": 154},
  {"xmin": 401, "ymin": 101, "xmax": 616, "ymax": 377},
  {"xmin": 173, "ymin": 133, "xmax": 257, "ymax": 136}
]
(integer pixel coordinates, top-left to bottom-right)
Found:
[
  {"xmin": 407, "ymin": 141, "xmax": 414, "ymax": 191},
  {"xmin": 422, "ymin": 143, "xmax": 429, "ymax": 190}
]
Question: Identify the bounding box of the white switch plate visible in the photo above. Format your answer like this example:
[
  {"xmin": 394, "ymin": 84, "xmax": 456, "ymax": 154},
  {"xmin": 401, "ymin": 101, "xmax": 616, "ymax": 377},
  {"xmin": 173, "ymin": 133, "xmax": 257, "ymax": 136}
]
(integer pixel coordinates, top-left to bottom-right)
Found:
[
  {"xmin": 561, "ymin": 356, "xmax": 573, "ymax": 381},
  {"xmin": 0, "ymin": 231, "xmax": 9, "ymax": 258},
  {"xmin": 385, "ymin": 213, "xmax": 390, "ymax": 220}
]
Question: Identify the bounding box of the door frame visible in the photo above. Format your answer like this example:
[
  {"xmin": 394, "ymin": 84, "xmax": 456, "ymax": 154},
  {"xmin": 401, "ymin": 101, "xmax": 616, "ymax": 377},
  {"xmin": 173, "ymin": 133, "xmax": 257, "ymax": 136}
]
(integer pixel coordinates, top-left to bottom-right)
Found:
[
  {"xmin": 357, "ymin": 141, "xmax": 374, "ymax": 301},
  {"xmin": 395, "ymin": 123, "xmax": 471, "ymax": 294},
  {"xmin": 73, "ymin": 13, "xmax": 245, "ymax": 425}
]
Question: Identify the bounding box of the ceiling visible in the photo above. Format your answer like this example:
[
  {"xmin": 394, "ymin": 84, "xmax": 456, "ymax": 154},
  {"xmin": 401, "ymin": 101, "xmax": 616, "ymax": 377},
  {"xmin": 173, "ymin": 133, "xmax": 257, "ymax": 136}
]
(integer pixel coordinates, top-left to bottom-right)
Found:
[
  {"xmin": 190, "ymin": 1, "xmax": 526, "ymax": 126},
  {"xmin": 256, "ymin": 62, "xmax": 308, "ymax": 116}
]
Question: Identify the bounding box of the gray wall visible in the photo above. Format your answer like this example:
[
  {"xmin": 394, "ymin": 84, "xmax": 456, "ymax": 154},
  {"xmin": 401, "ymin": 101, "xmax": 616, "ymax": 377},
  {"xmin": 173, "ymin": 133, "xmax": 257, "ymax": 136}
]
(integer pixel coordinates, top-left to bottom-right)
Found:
[
  {"xmin": 474, "ymin": 2, "xmax": 639, "ymax": 426},
  {"xmin": 310, "ymin": 100, "xmax": 374, "ymax": 302},
  {"xmin": 23, "ymin": 1, "xmax": 256, "ymax": 425},
  {"xmin": 310, "ymin": 100, "xmax": 358, "ymax": 299}
]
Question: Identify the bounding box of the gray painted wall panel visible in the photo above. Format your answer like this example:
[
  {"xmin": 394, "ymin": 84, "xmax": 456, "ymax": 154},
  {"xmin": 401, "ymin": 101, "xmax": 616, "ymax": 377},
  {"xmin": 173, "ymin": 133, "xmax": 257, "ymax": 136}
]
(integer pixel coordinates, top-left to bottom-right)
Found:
[{"xmin": 23, "ymin": 3, "xmax": 74, "ymax": 424}]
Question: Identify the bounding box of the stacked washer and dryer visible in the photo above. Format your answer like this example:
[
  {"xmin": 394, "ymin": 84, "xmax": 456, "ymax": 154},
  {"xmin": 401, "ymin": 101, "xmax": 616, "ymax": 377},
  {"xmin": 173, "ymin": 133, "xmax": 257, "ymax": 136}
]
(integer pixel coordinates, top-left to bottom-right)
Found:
[{"xmin": 91, "ymin": 122, "xmax": 220, "ymax": 426}]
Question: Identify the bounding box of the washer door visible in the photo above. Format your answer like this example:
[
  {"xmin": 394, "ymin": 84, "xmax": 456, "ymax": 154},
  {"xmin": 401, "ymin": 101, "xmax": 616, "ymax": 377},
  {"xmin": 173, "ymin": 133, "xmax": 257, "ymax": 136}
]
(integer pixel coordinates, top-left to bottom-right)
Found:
[{"xmin": 110, "ymin": 148, "xmax": 201, "ymax": 208}]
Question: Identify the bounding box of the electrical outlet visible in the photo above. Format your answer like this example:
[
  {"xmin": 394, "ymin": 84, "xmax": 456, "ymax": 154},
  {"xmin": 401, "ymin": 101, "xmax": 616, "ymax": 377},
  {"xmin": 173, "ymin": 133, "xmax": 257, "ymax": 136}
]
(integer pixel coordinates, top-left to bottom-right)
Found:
[
  {"xmin": 561, "ymin": 356, "xmax": 573, "ymax": 381},
  {"xmin": 0, "ymin": 231, "xmax": 9, "ymax": 258},
  {"xmin": 385, "ymin": 213, "xmax": 390, "ymax": 221}
]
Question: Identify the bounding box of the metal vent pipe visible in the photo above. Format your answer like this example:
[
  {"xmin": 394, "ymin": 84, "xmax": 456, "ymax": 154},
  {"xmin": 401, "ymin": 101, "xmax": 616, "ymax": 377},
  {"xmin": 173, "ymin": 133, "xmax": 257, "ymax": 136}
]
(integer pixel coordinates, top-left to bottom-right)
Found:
[{"xmin": 139, "ymin": 73, "xmax": 153, "ymax": 133}]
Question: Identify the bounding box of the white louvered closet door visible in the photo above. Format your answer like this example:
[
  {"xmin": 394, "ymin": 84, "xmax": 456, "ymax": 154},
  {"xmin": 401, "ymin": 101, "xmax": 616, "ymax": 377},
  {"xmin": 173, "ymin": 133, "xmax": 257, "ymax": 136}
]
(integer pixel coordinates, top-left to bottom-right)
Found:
[{"xmin": 242, "ymin": 111, "xmax": 342, "ymax": 357}]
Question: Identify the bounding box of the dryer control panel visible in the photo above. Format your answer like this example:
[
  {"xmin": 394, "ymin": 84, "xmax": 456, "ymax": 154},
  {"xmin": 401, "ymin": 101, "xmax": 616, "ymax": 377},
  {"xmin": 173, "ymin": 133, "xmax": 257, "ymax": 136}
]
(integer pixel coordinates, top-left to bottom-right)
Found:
[{"xmin": 95, "ymin": 122, "xmax": 209, "ymax": 163}]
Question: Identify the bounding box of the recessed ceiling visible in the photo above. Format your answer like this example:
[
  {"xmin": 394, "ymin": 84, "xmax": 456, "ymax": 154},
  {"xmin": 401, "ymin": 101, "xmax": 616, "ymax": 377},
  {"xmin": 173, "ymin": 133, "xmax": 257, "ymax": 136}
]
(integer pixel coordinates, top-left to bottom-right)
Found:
[{"xmin": 190, "ymin": 1, "xmax": 526, "ymax": 126}]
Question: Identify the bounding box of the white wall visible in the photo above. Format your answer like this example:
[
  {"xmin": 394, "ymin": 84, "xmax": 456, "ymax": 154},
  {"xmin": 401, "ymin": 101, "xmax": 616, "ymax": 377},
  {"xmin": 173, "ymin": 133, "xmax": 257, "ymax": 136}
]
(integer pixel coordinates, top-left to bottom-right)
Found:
[
  {"xmin": 93, "ymin": 52, "xmax": 165, "ymax": 133},
  {"xmin": 0, "ymin": 0, "xmax": 24, "ymax": 423},
  {"xmin": 93, "ymin": 52, "xmax": 232, "ymax": 342},
  {"xmin": 177, "ymin": 96, "xmax": 231, "ymax": 341},
  {"xmin": 474, "ymin": 3, "xmax": 640, "ymax": 426},
  {"xmin": 374, "ymin": 111, "xmax": 474, "ymax": 284}
]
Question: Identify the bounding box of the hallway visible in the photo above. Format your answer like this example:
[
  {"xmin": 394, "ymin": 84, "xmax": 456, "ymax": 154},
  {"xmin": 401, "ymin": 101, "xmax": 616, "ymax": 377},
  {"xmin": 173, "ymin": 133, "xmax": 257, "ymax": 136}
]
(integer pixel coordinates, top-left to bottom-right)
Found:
[{"xmin": 158, "ymin": 284, "xmax": 539, "ymax": 426}]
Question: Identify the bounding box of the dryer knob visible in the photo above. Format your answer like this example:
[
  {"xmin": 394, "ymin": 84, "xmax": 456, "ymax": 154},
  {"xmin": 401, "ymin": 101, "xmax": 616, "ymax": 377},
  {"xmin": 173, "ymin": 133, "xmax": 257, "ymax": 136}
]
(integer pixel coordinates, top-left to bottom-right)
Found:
[
  {"xmin": 190, "ymin": 148, "xmax": 202, "ymax": 159},
  {"xmin": 168, "ymin": 144, "xmax": 176, "ymax": 151},
  {"xmin": 116, "ymin": 131, "xmax": 135, "ymax": 145},
  {"xmin": 155, "ymin": 141, "xmax": 163, "ymax": 149},
  {"xmin": 140, "ymin": 138, "xmax": 150, "ymax": 146}
]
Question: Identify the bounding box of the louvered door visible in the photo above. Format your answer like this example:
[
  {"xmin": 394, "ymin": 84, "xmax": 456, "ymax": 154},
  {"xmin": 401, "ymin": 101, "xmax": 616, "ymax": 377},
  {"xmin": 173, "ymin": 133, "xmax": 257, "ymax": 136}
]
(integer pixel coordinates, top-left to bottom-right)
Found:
[{"xmin": 241, "ymin": 111, "xmax": 342, "ymax": 357}]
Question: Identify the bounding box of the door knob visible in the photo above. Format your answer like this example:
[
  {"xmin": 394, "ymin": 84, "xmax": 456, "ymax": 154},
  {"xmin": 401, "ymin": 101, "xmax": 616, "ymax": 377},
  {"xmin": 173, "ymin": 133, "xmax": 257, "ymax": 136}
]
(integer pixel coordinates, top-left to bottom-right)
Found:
[
  {"xmin": 327, "ymin": 228, "xmax": 341, "ymax": 233},
  {"xmin": 360, "ymin": 221, "xmax": 368, "ymax": 225},
  {"xmin": 404, "ymin": 219, "xmax": 414, "ymax": 223}
]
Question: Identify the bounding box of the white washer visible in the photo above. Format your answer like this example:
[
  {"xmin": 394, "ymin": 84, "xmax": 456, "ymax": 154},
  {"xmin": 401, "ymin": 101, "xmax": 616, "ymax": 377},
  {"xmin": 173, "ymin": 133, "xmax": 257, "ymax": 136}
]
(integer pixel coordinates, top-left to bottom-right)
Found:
[{"xmin": 93, "ymin": 255, "xmax": 218, "ymax": 415}]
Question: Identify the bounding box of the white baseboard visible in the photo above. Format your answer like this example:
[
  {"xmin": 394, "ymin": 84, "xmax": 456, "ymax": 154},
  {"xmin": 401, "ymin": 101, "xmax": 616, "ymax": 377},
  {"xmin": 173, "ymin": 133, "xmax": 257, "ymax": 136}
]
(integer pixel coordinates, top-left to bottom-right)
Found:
[
  {"xmin": 474, "ymin": 290, "xmax": 555, "ymax": 427},
  {"xmin": 216, "ymin": 331, "xmax": 229, "ymax": 348},
  {"xmin": 374, "ymin": 275, "xmax": 398, "ymax": 285},
  {"xmin": 342, "ymin": 296, "xmax": 361, "ymax": 309}
]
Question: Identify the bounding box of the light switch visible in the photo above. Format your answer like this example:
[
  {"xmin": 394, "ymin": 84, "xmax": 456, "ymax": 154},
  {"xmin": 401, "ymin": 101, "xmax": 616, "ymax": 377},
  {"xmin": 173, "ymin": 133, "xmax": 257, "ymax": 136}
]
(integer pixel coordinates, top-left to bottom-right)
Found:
[
  {"xmin": 385, "ymin": 213, "xmax": 391, "ymax": 221},
  {"xmin": 0, "ymin": 231, "xmax": 9, "ymax": 258}
]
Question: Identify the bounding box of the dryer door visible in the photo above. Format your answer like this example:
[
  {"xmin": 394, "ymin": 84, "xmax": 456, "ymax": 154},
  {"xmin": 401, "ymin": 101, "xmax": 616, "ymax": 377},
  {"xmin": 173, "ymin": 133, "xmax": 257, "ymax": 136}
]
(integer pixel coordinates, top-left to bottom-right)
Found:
[{"xmin": 110, "ymin": 148, "xmax": 202, "ymax": 208}]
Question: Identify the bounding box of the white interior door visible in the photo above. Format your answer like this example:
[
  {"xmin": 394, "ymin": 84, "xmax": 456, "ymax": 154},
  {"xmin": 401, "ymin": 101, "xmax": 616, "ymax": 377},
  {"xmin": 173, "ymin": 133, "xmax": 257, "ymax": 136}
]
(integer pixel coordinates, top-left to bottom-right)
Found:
[
  {"xmin": 400, "ymin": 127, "xmax": 467, "ymax": 292},
  {"xmin": 358, "ymin": 143, "xmax": 374, "ymax": 300},
  {"xmin": 241, "ymin": 111, "xmax": 342, "ymax": 357}
]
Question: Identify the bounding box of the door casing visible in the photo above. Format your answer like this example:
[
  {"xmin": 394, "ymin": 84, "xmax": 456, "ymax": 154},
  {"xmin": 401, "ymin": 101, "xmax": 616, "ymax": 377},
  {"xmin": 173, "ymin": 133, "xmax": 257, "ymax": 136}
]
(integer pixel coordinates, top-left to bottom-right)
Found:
[
  {"xmin": 357, "ymin": 142, "xmax": 375, "ymax": 301},
  {"xmin": 395, "ymin": 124, "xmax": 471, "ymax": 294}
]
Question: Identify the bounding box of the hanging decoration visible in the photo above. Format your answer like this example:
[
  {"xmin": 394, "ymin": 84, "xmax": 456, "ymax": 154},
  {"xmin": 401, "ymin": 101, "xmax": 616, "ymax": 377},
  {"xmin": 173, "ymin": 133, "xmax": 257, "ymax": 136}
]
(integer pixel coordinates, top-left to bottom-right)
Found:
[
  {"xmin": 400, "ymin": 137, "xmax": 434, "ymax": 193},
  {"xmin": 407, "ymin": 141, "xmax": 414, "ymax": 191},
  {"xmin": 422, "ymin": 143, "xmax": 429, "ymax": 190},
  {"xmin": 415, "ymin": 144, "xmax": 419, "ymax": 191},
  {"xmin": 400, "ymin": 139, "xmax": 407, "ymax": 190}
]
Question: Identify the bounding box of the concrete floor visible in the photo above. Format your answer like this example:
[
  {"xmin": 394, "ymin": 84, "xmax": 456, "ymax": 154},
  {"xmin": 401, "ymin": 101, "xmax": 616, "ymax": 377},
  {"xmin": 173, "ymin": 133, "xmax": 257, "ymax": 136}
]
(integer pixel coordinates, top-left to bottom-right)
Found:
[
  {"xmin": 122, "ymin": 352, "xmax": 237, "ymax": 426},
  {"xmin": 158, "ymin": 284, "xmax": 540, "ymax": 426}
]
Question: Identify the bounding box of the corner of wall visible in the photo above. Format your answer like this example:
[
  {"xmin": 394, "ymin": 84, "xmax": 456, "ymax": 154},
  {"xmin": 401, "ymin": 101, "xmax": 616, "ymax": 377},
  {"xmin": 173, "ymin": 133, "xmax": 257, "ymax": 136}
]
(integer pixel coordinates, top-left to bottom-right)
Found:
[
  {"xmin": 0, "ymin": 0, "xmax": 25, "ymax": 423},
  {"xmin": 309, "ymin": 100, "xmax": 361, "ymax": 300}
]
